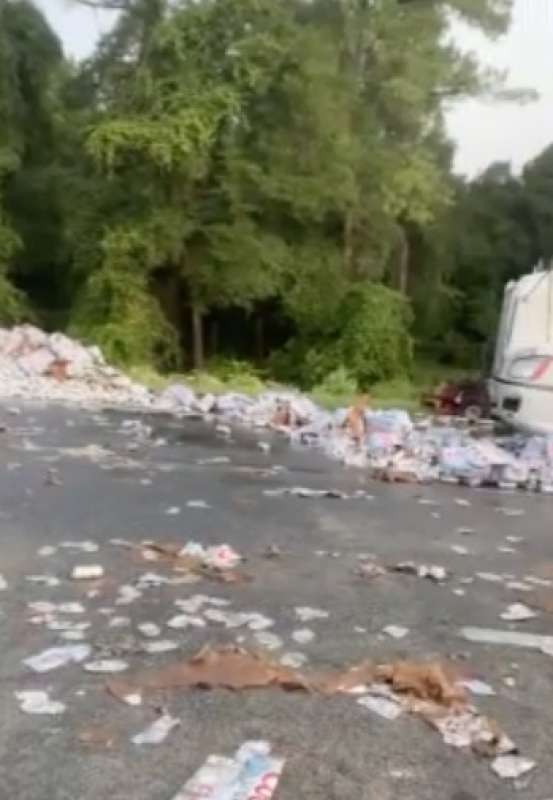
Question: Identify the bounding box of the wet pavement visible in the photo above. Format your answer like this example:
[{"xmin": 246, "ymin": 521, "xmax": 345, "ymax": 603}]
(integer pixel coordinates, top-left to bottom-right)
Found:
[{"xmin": 1, "ymin": 402, "xmax": 553, "ymax": 799}]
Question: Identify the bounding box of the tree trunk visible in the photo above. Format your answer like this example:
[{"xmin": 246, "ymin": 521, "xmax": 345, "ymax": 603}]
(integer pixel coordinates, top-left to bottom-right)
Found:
[
  {"xmin": 397, "ymin": 226, "xmax": 409, "ymax": 295},
  {"xmin": 209, "ymin": 320, "xmax": 219, "ymax": 360},
  {"xmin": 191, "ymin": 305, "xmax": 204, "ymax": 370},
  {"xmin": 255, "ymin": 315, "xmax": 264, "ymax": 361},
  {"xmin": 344, "ymin": 212, "xmax": 354, "ymax": 276}
]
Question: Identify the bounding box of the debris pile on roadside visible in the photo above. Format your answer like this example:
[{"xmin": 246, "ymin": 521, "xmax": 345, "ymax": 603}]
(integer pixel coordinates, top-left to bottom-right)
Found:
[
  {"xmin": 160, "ymin": 385, "xmax": 553, "ymax": 493},
  {"xmin": 1, "ymin": 324, "xmax": 553, "ymax": 493},
  {"xmin": 0, "ymin": 324, "xmax": 150, "ymax": 406}
]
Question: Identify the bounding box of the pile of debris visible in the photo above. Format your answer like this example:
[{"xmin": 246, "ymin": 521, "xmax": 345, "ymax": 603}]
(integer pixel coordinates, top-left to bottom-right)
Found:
[
  {"xmin": 1, "ymin": 324, "xmax": 553, "ymax": 492},
  {"xmin": 157, "ymin": 385, "xmax": 553, "ymax": 493},
  {"xmin": 0, "ymin": 325, "xmax": 150, "ymax": 406}
]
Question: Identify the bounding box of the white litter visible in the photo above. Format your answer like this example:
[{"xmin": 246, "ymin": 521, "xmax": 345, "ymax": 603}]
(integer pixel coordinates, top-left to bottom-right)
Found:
[
  {"xmin": 58, "ymin": 602, "xmax": 86, "ymax": 614},
  {"xmin": 186, "ymin": 500, "xmax": 211, "ymax": 509},
  {"xmin": 60, "ymin": 629, "xmax": 86, "ymax": 641},
  {"xmin": 491, "ymin": 755, "xmax": 536, "ymax": 779},
  {"xmin": 506, "ymin": 581, "xmax": 532, "ymax": 592},
  {"xmin": 292, "ymin": 628, "xmax": 315, "ymax": 645},
  {"xmin": 169, "ymin": 740, "xmax": 284, "ymax": 800},
  {"xmin": 357, "ymin": 691, "xmax": 403, "ymax": 721},
  {"xmin": 476, "ymin": 572, "xmax": 504, "ymax": 583},
  {"xmin": 138, "ymin": 622, "xmax": 161, "ymax": 638},
  {"xmin": 460, "ymin": 679, "xmax": 496, "ymax": 696},
  {"xmin": 382, "ymin": 625, "xmax": 409, "ymax": 640},
  {"xmin": 15, "ymin": 690, "xmax": 66, "ymax": 715},
  {"xmin": 59, "ymin": 541, "xmax": 99, "ymax": 553},
  {"xmin": 109, "ymin": 616, "xmax": 131, "ymax": 628},
  {"xmin": 294, "ymin": 606, "xmax": 329, "ymax": 622},
  {"xmin": 24, "ymin": 644, "xmax": 91, "ymax": 672},
  {"xmin": 131, "ymin": 713, "xmax": 180, "ymax": 745},
  {"xmin": 450, "ymin": 545, "xmax": 469, "ymax": 556},
  {"xmin": 142, "ymin": 639, "xmax": 179, "ymax": 654},
  {"xmin": 0, "ymin": 574, "xmax": 8, "ymax": 591},
  {"xmin": 38, "ymin": 546, "xmax": 57, "ymax": 557},
  {"xmin": 167, "ymin": 614, "xmax": 206, "ymax": 630},
  {"xmin": 280, "ymin": 652, "xmax": 307, "ymax": 668},
  {"xmin": 84, "ymin": 659, "xmax": 128, "ymax": 673},
  {"xmin": 121, "ymin": 692, "xmax": 142, "ymax": 706},
  {"xmin": 454, "ymin": 498, "xmax": 471, "ymax": 507},
  {"xmin": 460, "ymin": 626, "xmax": 553, "ymax": 654},
  {"xmin": 253, "ymin": 632, "xmax": 283, "ymax": 651},
  {"xmin": 500, "ymin": 603, "xmax": 538, "ymax": 622},
  {"xmin": 115, "ymin": 585, "xmax": 142, "ymax": 605},
  {"xmin": 25, "ymin": 575, "xmax": 60, "ymax": 587},
  {"xmin": 165, "ymin": 506, "xmax": 181, "ymax": 516},
  {"xmin": 71, "ymin": 565, "xmax": 104, "ymax": 580},
  {"xmin": 496, "ymin": 507, "xmax": 525, "ymax": 517}
]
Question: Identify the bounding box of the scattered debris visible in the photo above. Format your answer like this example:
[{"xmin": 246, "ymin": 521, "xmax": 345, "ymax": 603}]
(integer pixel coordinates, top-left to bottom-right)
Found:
[
  {"xmin": 496, "ymin": 507, "xmax": 525, "ymax": 517},
  {"xmin": 26, "ymin": 574, "xmax": 60, "ymax": 587},
  {"xmin": 24, "ymin": 644, "xmax": 91, "ymax": 673},
  {"xmin": 383, "ymin": 625, "xmax": 409, "ymax": 640},
  {"xmin": 460, "ymin": 679, "xmax": 496, "ymax": 696},
  {"xmin": 0, "ymin": 574, "xmax": 8, "ymax": 591},
  {"xmin": 138, "ymin": 622, "xmax": 161, "ymax": 638},
  {"xmin": 78, "ymin": 725, "xmax": 118, "ymax": 749},
  {"xmin": 460, "ymin": 626, "xmax": 553, "ymax": 655},
  {"xmin": 59, "ymin": 541, "xmax": 99, "ymax": 553},
  {"xmin": 131, "ymin": 712, "xmax": 180, "ymax": 745},
  {"xmin": 84, "ymin": 659, "xmax": 129, "ymax": 673},
  {"xmin": 491, "ymin": 755, "xmax": 536, "ymax": 780},
  {"xmin": 44, "ymin": 468, "xmax": 62, "ymax": 487},
  {"xmin": 71, "ymin": 565, "xmax": 105, "ymax": 581},
  {"xmin": 357, "ymin": 560, "xmax": 386, "ymax": 580},
  {"xmin": 142, "ymin": 640, "xmax": 179, "ymax": 654},
  {"xmin": 280, "ymin": 652, "xmax": 307, "ymax": 669},
  {"xmin": 263, "ymin": 544, "xmax": 282, "ymax": 559},
  {"xmin": 390, "ymin": 562, "xmax": 448, "ymax": 582},
  {"xmin": 357, "ymin": 687, "xmax": 403, "ymax": 720},
  {"xmin": 170, "ymin": 740, "xmax": 284, "ymax": 800},
  {"xmin": 165, "ymin": 506, "xmax": 181, "ymax": 516},
  {"xmin": 291, "ymin": 628, "xmax": 315, "ymax": 645},
  {"xmin": 253, "ymin": 632, "xmax": 283, "ymax": 651},
  {"xmin": 115, "ymin": 585, "xmax": 143, "ymax": 605},
  {"xmin": 456, "ymin": 527, "xmax": 476, "ymax": 536},
  {"xmin": 15, "ymin": 690, "xmax": 66, "ymax": 715},
  {"xmin": 295, "ymin": 607, "xmax": 329, "ymax": 623},
  {"xmin": 500, "ymin": 603, "xmax": 538, "ymax": 622},
  {"xmin": 37, "ymin": 545, "xmax": 57, "ymax": 557},
  {"xmin": 187, "ymin": 499, "xmax": 211, "ymax": 509}
]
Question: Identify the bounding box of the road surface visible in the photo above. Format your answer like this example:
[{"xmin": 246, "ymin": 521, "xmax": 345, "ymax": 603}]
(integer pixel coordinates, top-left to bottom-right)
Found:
[{"xmin": 0, "ymin": 402, "xmax": 551, "ymax": 799}]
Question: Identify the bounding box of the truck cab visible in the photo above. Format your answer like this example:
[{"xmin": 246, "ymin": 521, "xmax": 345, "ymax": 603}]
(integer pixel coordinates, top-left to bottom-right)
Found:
[{"xmin": 489, "ymin": 268, "xmax": 553, "ymax": 433}]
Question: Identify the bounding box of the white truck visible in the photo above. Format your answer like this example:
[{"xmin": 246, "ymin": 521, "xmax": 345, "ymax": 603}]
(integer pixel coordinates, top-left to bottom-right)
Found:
[{"xmin": 489, "ymin": 266, "xmax": 553, "ymax": 433}]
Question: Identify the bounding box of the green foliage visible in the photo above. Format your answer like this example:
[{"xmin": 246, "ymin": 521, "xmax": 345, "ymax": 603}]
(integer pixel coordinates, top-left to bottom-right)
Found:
[
  {"xmin": 310, "ymin": 366, "xmax": 359, "ymax": 409},
  {"xmin": 273, "ymin": 283, "xmax": 413, "ymax": 388},
  {"xmin": 0, "ymin": 0, "xmax": 542, "ymax": 392}
]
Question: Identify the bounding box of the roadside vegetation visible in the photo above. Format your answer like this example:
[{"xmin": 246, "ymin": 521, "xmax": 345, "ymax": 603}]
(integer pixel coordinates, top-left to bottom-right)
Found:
[{"xmin": 0, "ymin": 0, "xmax": 550, "ymax": 402}]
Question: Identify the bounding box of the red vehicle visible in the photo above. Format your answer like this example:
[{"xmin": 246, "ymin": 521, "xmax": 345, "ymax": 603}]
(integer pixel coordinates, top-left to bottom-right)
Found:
[{"xmin": 424, "ymin": 379, "xmax": 491, "ymax": 421}]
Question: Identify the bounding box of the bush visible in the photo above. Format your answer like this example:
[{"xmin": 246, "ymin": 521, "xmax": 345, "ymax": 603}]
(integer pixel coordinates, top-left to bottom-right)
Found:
[
  {"xmin": 271, "ymin": 283, "xmax": 413, "ymax": 389},
  {"xmin": 310, "ymin": 366, "xmax": 359, "ymax": 408}
]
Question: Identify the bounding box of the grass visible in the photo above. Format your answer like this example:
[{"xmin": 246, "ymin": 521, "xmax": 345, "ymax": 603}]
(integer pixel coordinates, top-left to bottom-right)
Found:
[{"xmin": 128, "ymin": 359, "xmax": 478, "ymax": 412}]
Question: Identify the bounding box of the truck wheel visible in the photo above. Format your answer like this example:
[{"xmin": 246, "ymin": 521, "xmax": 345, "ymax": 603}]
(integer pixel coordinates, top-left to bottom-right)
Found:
[{"xmin": 464, "ymin": 404, "xmax": 482, "ymax": 423}]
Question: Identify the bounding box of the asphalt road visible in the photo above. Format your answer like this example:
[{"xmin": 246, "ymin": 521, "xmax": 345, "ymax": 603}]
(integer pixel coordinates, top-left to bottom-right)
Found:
[{"xmin": 0, "ymin": 401, "xmax": 552, "ymax": 800}]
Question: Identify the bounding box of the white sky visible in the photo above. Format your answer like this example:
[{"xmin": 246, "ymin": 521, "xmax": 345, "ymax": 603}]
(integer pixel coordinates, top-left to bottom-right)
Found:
[{"xmin": 35, "ymin": 0, "xmax": 553, "ymax": 178}]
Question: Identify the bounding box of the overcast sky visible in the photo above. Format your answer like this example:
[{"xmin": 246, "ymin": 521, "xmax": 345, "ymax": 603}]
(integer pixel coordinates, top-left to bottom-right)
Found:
[{"xmin": 35, "ymin": 0, "xmax": 553, "ymax": 178}]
